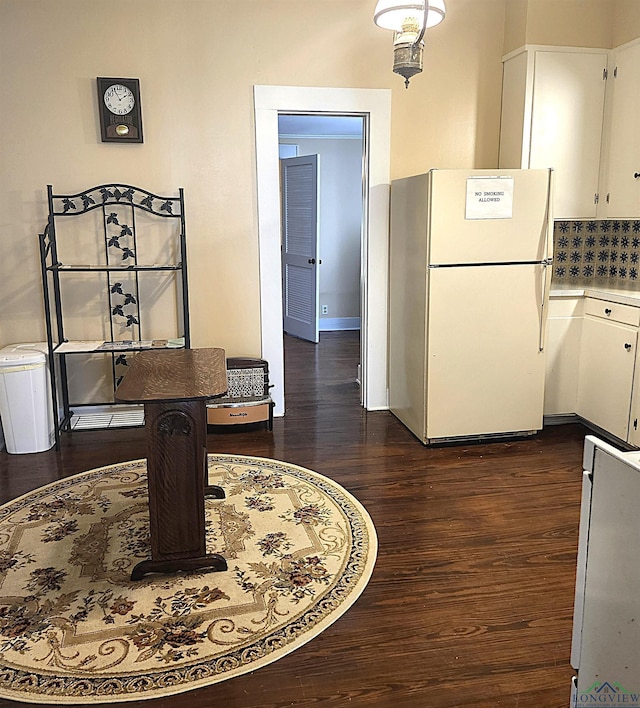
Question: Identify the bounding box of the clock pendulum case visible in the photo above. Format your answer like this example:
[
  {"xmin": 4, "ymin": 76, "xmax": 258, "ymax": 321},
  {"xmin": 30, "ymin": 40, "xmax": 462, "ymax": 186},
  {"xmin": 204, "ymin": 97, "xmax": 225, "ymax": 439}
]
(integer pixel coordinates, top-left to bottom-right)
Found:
[{"xmin": 97, "ymin": 77, "xmax": 143, "ymax": 143}]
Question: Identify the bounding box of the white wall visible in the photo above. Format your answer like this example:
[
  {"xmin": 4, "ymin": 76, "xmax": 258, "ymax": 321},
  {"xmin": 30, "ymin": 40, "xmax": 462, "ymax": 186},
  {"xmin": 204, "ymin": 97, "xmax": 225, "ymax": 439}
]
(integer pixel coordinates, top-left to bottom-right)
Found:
[
  {"xmin": 503, "ymin": 0, "xmax": 640, "ymax": 54},
  {"xmin": 4, "ymin": 0, "xmax": 620, "ymax": 415}
]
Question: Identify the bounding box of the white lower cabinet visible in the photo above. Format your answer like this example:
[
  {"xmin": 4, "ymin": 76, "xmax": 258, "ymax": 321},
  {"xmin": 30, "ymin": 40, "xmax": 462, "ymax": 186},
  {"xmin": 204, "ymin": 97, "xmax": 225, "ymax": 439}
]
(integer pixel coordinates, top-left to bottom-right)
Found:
[
  {"xmin": 544, "ymin": 297, "xmax": 584, "ymax": 416},
  {"xmin": 576, "ymin": 300, "xmax": 639, "ymax": 442},
  {"xmin": 545, "ymin": 293, "xmax": 640, "ymax": 446},
  {"xmin": 627, "ymin": 355, "xmax": 640, "ymax": 448}
]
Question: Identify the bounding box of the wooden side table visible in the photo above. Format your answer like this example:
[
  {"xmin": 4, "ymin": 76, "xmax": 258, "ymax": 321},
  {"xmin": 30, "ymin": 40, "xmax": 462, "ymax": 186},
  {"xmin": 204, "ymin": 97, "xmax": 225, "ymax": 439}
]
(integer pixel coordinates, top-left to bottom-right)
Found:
[{"xmin": 115, "ymin": 348, "xmax": 228, "ymax": 580}]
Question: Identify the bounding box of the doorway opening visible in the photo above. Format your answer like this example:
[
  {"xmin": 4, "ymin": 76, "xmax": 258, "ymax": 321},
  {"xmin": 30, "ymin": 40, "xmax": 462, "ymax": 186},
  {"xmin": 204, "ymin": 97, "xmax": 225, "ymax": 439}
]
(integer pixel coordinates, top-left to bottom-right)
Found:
[
  {"xmin": 278, "ymin": 114, "xmax": 365, "ymax": 345},
  {"xmin": 254, "ymin": 85, "xmax": 392, "ymax": 417}
]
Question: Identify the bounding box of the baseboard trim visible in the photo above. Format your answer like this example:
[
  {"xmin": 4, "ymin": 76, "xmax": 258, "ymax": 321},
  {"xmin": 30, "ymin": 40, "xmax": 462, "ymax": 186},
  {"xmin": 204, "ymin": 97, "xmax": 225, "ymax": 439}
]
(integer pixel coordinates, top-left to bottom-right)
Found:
[
  {"xmin": 543, "ymin": 414, "xmax": 579, "ymax": 426},
  {"xmin": 319, "ymin": 317, "xmax": 361, "ymax": 332}
]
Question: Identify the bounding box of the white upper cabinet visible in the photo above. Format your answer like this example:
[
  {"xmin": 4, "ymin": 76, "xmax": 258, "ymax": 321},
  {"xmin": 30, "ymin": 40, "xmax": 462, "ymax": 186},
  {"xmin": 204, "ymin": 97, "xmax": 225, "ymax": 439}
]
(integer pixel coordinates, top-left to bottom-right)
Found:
[
  {"xmin": 599, "ymin": 39, "xmax": 640, "ymax": 219},
  {"xmin": 499, "ymin": 46, "xmax": 608, "ymax": 220}
]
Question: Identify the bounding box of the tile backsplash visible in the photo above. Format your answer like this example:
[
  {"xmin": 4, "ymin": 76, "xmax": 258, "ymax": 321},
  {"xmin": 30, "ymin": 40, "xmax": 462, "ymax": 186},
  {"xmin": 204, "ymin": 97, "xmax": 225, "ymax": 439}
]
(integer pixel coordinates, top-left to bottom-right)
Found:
[{"xmin": 552, "ymin": 220, "xmax": 640, "ymax": 290}]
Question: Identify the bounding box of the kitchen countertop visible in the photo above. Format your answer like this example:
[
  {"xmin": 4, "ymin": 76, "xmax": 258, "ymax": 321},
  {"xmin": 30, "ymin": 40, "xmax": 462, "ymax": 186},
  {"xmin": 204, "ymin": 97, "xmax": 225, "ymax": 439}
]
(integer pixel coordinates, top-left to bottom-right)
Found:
[{"xmin": 550, "ymin": 287, "xmax": 640, "ymax": 307}]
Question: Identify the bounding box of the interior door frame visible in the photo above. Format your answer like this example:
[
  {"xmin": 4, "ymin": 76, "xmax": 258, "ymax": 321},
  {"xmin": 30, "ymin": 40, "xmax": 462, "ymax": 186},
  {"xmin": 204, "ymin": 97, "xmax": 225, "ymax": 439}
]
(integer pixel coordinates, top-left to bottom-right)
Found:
[{"xmin": 254, "ymin": 85, "xmax": 392, "ymax": 416}]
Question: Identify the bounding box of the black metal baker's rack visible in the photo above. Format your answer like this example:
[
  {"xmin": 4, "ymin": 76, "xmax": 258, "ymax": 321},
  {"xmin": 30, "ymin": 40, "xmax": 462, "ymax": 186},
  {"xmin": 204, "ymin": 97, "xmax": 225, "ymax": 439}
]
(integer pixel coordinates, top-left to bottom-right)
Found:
[{"xmin": 39, "ymin": 184, "xmax": 190, "ymax": 448}]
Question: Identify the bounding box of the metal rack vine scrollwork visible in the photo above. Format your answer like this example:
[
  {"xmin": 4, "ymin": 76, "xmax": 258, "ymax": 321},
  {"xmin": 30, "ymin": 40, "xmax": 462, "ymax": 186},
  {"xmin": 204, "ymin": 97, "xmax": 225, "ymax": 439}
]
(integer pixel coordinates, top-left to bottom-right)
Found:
[{"xmin": 39, "ymin": 184, "xmax": 191, "ymax": 447}]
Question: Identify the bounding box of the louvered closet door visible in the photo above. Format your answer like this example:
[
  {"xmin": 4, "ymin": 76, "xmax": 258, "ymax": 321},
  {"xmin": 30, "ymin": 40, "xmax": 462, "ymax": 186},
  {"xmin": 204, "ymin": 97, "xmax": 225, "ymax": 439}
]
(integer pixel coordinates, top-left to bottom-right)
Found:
[{"xmin": 281, "ymin": 154, "xmax": 319, "ymax": 343}]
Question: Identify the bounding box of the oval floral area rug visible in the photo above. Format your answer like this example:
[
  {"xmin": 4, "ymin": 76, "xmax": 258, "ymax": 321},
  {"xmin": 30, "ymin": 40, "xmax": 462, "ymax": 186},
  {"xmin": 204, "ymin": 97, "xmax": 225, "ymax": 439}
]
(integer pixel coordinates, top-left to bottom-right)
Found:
[{"xmin": 0, "ymin": 454, "xmax": 377, "ymax": 703}]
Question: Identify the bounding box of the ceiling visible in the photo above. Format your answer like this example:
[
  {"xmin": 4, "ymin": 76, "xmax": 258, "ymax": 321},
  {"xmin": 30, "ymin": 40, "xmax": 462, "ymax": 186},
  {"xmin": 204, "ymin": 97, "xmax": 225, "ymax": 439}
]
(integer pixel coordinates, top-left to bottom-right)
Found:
[{"xmin": 278, "ymin": 114, "xmax": 364, "ymax": 138}]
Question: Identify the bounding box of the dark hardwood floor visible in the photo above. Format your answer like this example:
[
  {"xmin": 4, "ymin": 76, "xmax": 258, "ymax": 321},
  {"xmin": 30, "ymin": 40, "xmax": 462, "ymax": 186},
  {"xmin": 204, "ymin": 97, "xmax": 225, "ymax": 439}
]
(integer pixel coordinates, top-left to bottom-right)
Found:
[{"xmin": 0, "ymin": 331, "xmax": 588, "ymax": 707}]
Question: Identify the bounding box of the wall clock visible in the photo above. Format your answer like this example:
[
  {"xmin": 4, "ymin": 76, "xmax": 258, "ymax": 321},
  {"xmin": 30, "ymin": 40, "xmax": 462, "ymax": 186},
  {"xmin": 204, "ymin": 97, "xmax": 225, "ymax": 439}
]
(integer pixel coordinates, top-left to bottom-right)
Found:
[{"xmin": 97, "ymin": 77, "xmax": 143, "ymax": 143}]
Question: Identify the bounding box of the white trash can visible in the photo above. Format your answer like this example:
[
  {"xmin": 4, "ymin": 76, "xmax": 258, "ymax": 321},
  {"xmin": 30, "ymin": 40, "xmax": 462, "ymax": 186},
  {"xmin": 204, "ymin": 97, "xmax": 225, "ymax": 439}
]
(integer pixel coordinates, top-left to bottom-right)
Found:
[{"xmin": 0, "ymin": 343, "xmax": 54, "ymax": 454}]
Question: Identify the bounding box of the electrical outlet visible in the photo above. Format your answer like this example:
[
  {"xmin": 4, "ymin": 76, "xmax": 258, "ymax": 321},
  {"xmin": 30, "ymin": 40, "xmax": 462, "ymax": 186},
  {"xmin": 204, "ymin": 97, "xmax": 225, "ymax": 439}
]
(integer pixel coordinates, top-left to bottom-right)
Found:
[{"xmin": 321, "ymin": 305, "xmax": 328, "ymax": 315}]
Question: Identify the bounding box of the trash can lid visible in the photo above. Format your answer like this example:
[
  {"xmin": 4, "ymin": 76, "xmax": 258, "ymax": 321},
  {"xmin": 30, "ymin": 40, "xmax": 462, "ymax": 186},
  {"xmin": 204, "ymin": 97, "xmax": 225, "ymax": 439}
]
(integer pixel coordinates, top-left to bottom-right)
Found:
[{"xmin": 0, "ymin": 344, "xmax": 46, "ymax": 367}]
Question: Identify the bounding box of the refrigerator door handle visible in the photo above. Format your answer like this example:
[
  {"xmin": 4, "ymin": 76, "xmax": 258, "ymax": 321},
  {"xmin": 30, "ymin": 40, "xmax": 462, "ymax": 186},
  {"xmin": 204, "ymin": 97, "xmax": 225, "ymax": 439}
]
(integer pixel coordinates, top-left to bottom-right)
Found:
[
  {"xmin": 538, "ymin": 258, "xmax": 553, "ymax": 352},
  {"xmin": 545, "ymin": 169, "xmax": 555, "ymax": 262},
  {"xmin": 538, "ymin": 169, "xmax": 554, "ymax": 352}
]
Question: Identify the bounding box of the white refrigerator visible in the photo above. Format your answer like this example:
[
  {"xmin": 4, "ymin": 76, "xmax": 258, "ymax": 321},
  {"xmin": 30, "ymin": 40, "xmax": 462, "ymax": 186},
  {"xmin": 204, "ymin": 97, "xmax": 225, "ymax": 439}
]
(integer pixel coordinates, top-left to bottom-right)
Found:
[{"xmin": 388, "ymin": 168, "xmax": 553, "ymax": 445}]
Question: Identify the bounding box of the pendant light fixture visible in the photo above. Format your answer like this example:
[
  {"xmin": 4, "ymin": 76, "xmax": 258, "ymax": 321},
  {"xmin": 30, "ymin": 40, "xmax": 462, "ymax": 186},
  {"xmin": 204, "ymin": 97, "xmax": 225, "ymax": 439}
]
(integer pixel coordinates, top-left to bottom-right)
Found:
[{"xmin": 373, "ymin": 1, "xmax": 446, "ymax": 88}]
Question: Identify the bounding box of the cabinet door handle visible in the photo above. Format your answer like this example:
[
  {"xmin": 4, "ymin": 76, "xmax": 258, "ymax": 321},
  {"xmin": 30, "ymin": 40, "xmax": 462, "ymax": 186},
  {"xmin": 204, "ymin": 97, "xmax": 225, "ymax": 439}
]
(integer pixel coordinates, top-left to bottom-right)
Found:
[
  {"xmin": 634, "ymin": 172, "xmax": 640, "ymax": 179},
  {"xmin": 625, "ymin": 343, "xmax": 633, "ymax": 351},
  {"xmin": 604, "ymin": 308, "xmax": 612, "ymax": 315},
  {"xmin": 308, "ymin": 258, "xmax": 316, "ymax": 264}
]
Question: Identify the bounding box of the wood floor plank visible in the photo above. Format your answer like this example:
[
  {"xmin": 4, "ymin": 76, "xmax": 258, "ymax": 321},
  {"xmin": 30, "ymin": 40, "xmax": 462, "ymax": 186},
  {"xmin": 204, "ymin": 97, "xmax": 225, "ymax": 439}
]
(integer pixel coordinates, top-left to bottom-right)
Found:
[{"xmin": 0, "ymin": 331, "xmax": 586, "ymax": 707}]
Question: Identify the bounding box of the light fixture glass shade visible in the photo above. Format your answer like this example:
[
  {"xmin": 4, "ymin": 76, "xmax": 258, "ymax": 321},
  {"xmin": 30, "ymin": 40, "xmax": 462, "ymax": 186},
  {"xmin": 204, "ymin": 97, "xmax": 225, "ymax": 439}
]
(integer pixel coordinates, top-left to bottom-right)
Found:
[{"xmin": 373, "ymin": 0, "xmax": 446, "ymax": 32}]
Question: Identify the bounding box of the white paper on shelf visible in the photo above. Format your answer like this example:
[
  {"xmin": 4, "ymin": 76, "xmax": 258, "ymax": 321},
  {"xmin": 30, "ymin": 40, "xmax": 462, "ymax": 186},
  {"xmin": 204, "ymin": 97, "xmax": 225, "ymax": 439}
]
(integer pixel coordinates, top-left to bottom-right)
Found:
[{"xmin": 55, "ymin": 341, "xmax": 104, "ymax": 353}]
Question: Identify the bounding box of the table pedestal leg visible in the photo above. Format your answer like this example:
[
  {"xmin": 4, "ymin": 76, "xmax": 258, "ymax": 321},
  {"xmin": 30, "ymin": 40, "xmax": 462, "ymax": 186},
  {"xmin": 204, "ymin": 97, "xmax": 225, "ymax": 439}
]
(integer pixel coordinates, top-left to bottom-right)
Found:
[{"xmin": 131, "ymin": 399, "xmax": 227, "ymax": 580}]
